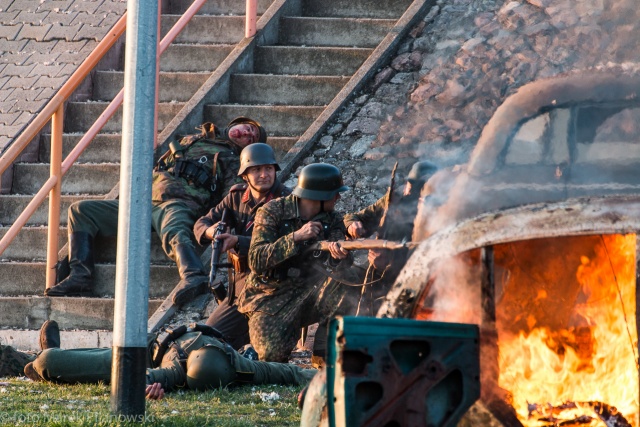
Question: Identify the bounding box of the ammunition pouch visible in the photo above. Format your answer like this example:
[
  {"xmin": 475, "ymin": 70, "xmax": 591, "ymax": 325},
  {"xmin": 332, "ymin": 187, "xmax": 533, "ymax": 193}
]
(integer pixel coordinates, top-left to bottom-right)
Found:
[
  {"xmin": 172, "ymin": 158, "xmax": 214, "ymax": 189},
  {"xmin": 228, "ymin": 249, "xmax": 248, "ymax": 273}
]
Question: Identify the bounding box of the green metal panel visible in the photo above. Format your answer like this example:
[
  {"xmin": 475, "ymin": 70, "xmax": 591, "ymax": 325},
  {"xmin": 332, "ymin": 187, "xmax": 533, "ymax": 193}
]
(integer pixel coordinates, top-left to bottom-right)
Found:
[{"xmin": 326, "ymin": 316, "xmax": 480, "ymax": 427}]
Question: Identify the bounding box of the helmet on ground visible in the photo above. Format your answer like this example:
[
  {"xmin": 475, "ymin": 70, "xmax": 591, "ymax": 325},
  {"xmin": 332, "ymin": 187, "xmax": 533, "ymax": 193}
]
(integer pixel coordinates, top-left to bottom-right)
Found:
[
  {"xmin": 238, "ymin": 143, "xmax": 280, "ymax": 175},
  {"xmin": 185, "ymin": 345, "xmax": 236, "ymax": 391},
  {"xmin": 292, "ymin": 163, "xmax": 349, "ymax": 201},
  {"xmin": 407, "ymin": 160, "xmax": 439, "ymax": 186},
  {"xmin": 227, "ymin": 116, "xmax": 268, "ymax": 144}
]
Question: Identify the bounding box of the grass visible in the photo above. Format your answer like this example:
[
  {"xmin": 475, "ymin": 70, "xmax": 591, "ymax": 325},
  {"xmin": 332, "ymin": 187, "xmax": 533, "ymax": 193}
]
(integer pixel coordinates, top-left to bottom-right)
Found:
[{"xmin": 0, "ymin": 378, "xmax": 304, "ymax": 426}]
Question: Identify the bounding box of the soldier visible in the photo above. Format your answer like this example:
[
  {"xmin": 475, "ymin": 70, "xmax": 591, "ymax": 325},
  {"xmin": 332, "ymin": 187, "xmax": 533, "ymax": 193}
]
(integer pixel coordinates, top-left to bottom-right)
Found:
[
  {"xmin": 193, "ymin": 143, "xmax": 291, "ymax": 350},
  {"xmin": 46, "ymin": 117, "xmax": 267, "ymax": 307},
  {"xmin": 238, "ymin": 163, "xmax": 361, "ymax": 362},
  {"xmin": 1, "ymin": 320, "xmax": 315, "ymax": 397},
  {"xmin": 344, "ymin": 160, "xmax": 439, "ymax": 315}
]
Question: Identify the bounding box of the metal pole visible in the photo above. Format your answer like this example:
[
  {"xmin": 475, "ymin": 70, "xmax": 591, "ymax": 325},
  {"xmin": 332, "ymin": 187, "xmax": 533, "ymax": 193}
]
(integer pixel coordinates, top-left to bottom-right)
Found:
[{"xmin": 110, "ymin": 0, "xmax": 158, "ymax": 418}]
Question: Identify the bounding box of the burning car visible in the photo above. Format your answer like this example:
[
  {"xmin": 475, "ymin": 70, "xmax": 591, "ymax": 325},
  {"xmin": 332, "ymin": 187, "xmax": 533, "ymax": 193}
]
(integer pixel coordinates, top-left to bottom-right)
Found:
[{"xmin": 379, "ymin": 66, "xmax": 640, "ymax": 426}]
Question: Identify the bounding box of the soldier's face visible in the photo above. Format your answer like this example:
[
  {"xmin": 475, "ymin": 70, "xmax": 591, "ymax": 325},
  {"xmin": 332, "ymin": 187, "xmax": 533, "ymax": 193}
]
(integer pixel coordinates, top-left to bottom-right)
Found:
[
  {"xmin": 244, "ymin": 164, "xmax": 276, "ymax": 193},
  {"xmin": 322, "ymin": 193, "xmax": 341, "ymax": 211},
  {"xmin": 229, "ymin": 124, "xmax": 260, "ymax": 147}
]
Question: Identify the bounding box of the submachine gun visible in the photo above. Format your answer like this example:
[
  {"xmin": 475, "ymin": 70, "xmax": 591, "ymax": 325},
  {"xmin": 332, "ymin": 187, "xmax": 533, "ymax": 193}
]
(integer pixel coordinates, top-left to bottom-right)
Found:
[{"xmin": 209, "ymin": 208, "xmax": 232, "ymax": 302}]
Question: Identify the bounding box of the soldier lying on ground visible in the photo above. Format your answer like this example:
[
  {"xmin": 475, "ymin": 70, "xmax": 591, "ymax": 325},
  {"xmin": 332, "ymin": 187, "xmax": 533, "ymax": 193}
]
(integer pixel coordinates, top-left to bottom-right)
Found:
[
  {"xmin": 0, "ymin": 320, "xmax": 315, "ymax": 400},
  {"xmin": 193, "ymin": 143, "xmax": 291, "ymax": 350},
  {"xmin": 47, "ymin": 117, "xmax": 267, "ymax": 307},
  {"xmin": 237, "ymin": 163, "xmax": 362, "ymax": 362},
  {"xmin": 344, "ymin": 160, "xmax": 439, "ymax": 315}
]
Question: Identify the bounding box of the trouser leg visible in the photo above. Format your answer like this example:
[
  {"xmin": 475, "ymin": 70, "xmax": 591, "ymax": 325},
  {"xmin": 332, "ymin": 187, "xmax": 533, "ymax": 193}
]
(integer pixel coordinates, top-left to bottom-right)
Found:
[
  {"xmin": 49, "ymin": 200, "xmax": 120, "ymax": 296},
  {"xmin": 247, "ymin": 311, "xmax": 303, "ymax": 363},
  {"xmin": 151, "ymin": 200, "xmax": 208, "ymax": 306},
  {"xmin": 230, "ymin": 350, "xmax": 317, "ymax": 386},
  {"xmin": 0, "ymin": 345, "xmax": 36, "ymax": 377},
  {"xmin": 31, "ymin": 348, "xmax": 112, "ymax": 384},
  {"xmin": 205, "ymin": 275, "xmax": 250, "ymax": 350}
]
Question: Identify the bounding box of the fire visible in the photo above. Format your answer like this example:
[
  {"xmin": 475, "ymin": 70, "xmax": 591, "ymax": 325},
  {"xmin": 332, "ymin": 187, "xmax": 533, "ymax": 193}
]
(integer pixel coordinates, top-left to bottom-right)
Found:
[{"xmin": 497, "ymin": 234, "xmax": 639, "ymax": 426}]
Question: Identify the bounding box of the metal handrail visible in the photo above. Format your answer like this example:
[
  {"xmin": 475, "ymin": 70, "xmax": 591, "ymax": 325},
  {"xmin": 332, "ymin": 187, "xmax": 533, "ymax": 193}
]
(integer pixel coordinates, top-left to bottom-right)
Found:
[{"xmin": 0, "ymin": 0, "xmax": 258, "ymax": 288}]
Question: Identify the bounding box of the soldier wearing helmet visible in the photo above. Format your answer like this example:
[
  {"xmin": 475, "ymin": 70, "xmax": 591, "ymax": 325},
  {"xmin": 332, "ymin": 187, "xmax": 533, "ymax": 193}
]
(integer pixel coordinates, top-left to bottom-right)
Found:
[
  {"xmin": 193, "ymin": 143, "xmax": 291, "ymax": 350},
  {"xmin": 46, "ymin": 117, "xmax": 266, "ymax": 307},
  {"xmin": 8, "ymin": 320, "xmax": 313, "ymax": 398},
  {"xmin": 344, "ymin": 160, "xmax": 440, "ymax": 315},
  {"xmin": 237, "ymin": 163, "xmax": 361, "ymax": 362}
]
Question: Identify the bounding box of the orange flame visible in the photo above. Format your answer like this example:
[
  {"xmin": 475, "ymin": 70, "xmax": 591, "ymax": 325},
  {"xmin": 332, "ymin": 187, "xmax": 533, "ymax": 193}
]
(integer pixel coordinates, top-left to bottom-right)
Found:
[{"xmin": 498, "ymin": 234, "xmax": 639, "ymax": 426}]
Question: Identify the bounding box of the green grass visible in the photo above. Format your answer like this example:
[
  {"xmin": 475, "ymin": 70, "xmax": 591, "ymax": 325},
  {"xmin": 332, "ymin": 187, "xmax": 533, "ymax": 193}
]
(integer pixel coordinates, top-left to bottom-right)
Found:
[{"xmin": 0, "ymin": 378, "xmax": 304, "ymax": 426}]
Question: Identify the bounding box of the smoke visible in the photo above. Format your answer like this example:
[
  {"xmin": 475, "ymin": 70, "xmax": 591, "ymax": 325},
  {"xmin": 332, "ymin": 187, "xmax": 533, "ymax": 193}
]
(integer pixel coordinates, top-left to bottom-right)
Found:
[{"xmin": 424, "ymin": 251, "xmax": 482, "ymax": 325}]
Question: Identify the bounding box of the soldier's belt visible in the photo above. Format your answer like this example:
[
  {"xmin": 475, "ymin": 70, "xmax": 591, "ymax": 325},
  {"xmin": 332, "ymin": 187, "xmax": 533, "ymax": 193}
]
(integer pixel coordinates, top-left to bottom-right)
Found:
[{"xmin": 170, "ymin": 159, "xmax": 212, "ymax": 189}]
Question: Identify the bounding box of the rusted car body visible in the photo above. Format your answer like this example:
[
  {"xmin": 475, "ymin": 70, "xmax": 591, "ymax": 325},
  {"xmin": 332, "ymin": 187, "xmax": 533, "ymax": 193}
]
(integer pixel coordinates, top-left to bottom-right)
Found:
[{"xmin": 379, "ymin": 66, "xmax": 640, "ymax": 426}]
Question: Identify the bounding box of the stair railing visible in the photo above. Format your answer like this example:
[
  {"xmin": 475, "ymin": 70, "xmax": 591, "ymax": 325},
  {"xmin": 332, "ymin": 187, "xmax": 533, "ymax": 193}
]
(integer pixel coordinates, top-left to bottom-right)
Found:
[{"xmin": 0, "ymin": 0, "xmax": 258, "ymax": 288}]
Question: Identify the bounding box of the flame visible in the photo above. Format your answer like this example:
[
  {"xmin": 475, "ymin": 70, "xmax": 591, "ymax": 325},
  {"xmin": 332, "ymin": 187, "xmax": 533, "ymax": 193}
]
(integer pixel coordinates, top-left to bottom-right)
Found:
[{"xmin": 498, "ymin": 234, "xmax": 639, "ymax": 426}]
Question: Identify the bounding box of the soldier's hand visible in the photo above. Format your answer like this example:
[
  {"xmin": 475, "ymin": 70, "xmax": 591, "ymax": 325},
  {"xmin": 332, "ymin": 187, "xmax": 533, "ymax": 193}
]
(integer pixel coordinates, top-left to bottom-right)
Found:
[
  {"xmin": 216, "ymin": 233, "xmax": 239, "ymax": 252},
  {"xmin": 368, "ymin": 248, "xmax": 390, "ymax": 271},
  {"xmin": 293, "ymin": 221, "xmax": 323, "ymax": 242},
  {"xmin": 347, "ymin": 221, "xmax": 366, "ymax": 238},
  {"xmin": 327, "ymin": 241, "xmax": 349, "ymax": 260},
  {"xmin": 145, "ymin": 382, "xmax": 165, "ymax": 400}
]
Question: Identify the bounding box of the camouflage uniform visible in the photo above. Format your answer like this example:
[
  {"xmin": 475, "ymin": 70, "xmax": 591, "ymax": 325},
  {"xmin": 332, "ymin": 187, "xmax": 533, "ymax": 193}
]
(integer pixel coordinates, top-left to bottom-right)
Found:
[
  {"xmin": 6, "ymin": 330, "xmax": 314, "ymax": 390},
  {"xmin": 237, "ymin": 194, "xmax": 360, "ymax": 362},
  {"xmin": 193, "ymin": 180, "xmax": 291, "ymax": 350}
]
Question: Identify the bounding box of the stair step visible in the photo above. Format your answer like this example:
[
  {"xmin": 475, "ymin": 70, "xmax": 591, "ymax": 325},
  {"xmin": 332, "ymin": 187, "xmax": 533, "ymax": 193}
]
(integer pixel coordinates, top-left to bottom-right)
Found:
[
  {"xmin": 254, "ymin": 46, "xmax": 372, "ymax": 76},
  {"xmin": 64, "ymin": 102, "xmax": 185, "ymax": 133},
  {"xmin": 0, "ymin": 226, "xmax": 175, "ymax": 263},
  {"xmin": 0, "ymin": 329, "xmax": 114, "ymax": 352},
  {"xmin": 94, "ymin": 71, "xmax": 211, "ymax": 102},
  {"xmin": 0, "ymin": 262, "xmax": 177, "ymax": 298},
  {"xmin": 166, "ymin": 0, "xmax": 273, "ymax": 16},
  {"xmin": 204, "ymin": 104, "xmax": 325, "ymax": 137},
  {"xmin": 230, "ymin": 74, "xmax": 349, "ymax": 105},
  {"xmin": 40, "ymin": 133, "xmax": 122, "ymax": 164},
  {"xmin": 279, "ymin": 17, "xmax": 395, "ymax": 48},
  {"xmin": 161, "ymin": 44, "xmax": 234, "ymax": 72},
  {"xmin": 161, "ymin": 15, "xmax": 245, "ymax": 44},
  {"xmin": 0, "ymin": 194, "xmax": 101, "ymax": 225},
  {"xmin": 268, "ymin": 136, "xmax": 299, "ymax": 158},
  {"xmin": 12, "ymin": 163, "xmax": 120, "ymax": 194},
  {"xmin": 302, "ymin": 0, "xmax": 412, "ymax": 18},
  {"xmin": 0, "ymin": 296, "xmax": 162, "ymax": 330}
]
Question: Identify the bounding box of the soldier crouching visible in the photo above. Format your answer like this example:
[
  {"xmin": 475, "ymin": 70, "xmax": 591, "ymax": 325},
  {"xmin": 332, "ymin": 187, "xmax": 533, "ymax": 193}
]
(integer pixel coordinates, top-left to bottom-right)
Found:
[{"xmin": 237, "ymin": 163, "xmax": 362, "ymax": 362}]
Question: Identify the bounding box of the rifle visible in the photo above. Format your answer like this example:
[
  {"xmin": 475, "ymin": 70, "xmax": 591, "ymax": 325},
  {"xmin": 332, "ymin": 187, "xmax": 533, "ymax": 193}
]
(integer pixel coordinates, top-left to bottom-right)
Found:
[
  {"xmin": 209, "ymin": 208, "xmax": 232, "ymax": 302},
  {"xmin": 377, "ymin": 161, "xmax": 398, "ymax": 238},
  {"xmin": 306, "ymin": 239, "xmax": 419, "ymax": 252}
]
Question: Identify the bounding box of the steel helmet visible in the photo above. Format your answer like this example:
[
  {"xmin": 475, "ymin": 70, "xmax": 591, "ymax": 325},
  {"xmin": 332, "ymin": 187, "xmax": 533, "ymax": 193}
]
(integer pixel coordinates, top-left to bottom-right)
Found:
[
  {"xmin": 407, "ymin": 160, "xmax": 439, "ymax": 186},
  {"xmin": 185, "ymin": 345, "xmax": 236, "ymax": 391},
  {"xmin": 227, "ymin": 116, "xmax": 268, "ymax": 144},
  {"xmin": 237, "ymin": 143, "xmax": 280, "ymax": 176},
  {"xmin": 292, "ymin": 163, "xmax": 349, "ymax": 201}
]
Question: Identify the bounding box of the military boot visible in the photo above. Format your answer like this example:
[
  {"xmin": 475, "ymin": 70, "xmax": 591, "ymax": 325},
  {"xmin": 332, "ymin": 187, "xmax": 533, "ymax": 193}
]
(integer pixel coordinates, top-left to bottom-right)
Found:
[
  {"xmin": 23, "ymin": 362, "xmax": 45, "ymax": 382},
  {"xmin": 39, "ymin": 320, "xmax": 60, "ymax": 350},
  {"xmin": 172, "ymin": 243, "xmax": 209, "ymax": 306},
  {"xmin": 44, "ymin": 232, "xmax": 95, "ymax": 297}
]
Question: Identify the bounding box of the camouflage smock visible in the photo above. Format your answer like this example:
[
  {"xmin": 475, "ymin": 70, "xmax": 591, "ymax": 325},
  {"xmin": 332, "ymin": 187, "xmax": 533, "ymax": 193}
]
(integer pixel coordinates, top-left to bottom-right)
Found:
[
  {"xmin": 237, "ymin": 194, "xmax": 348, "ymax": 315},
  {"xmin": 152, "ymin": 134, "xmax": 242, "ymax": 214}
]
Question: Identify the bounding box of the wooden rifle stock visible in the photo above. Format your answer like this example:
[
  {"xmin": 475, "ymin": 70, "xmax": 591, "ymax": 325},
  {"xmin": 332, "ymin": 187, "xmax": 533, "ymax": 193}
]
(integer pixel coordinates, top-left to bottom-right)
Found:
[{"xmin": 307, "ymin": 239, "xmax": 418, "ymax": 252}]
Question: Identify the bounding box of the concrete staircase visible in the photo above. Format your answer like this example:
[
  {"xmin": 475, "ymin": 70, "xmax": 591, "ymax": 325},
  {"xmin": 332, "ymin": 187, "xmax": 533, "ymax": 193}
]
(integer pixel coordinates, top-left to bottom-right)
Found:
[{"xmin": 0, "ymin": 0, "xmax": 431, "ymax": 350}]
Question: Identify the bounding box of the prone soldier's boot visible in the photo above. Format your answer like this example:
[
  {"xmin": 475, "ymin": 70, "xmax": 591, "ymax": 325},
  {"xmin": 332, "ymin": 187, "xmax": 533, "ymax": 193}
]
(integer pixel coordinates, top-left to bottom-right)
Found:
[
  {"xmin": 44, "ymin": 232, "xmax": 95, "ymax": 297},
  {"xmin": 172, "ymin": 243, "xmax": 209, "ymax": 306},
  {"xmin": 39, "ymin": 320, "xmax": 61, "ymax": 350}
]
